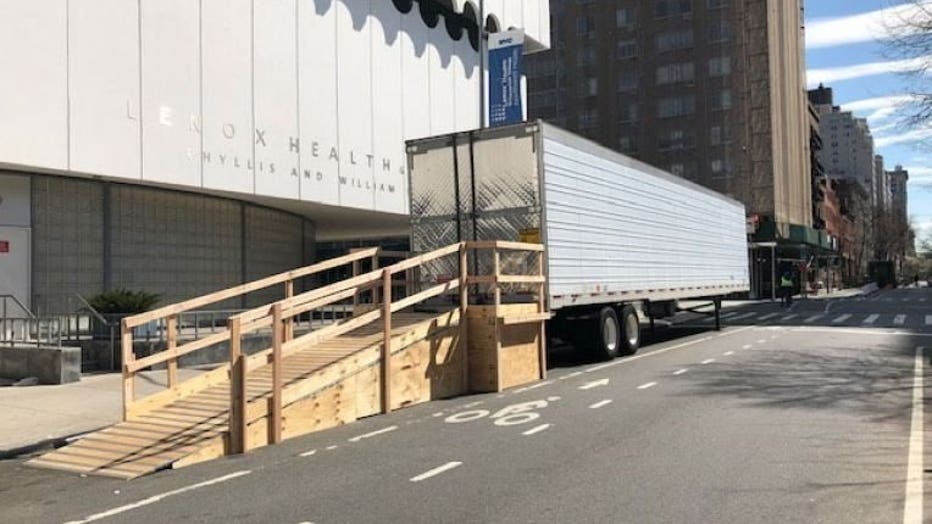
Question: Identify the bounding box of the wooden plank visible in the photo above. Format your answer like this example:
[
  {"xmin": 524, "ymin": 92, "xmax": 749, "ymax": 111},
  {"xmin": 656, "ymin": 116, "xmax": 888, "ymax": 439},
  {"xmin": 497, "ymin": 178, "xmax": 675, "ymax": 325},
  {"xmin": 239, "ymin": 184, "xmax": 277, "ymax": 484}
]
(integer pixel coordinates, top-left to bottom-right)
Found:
[
  {"xmin": 284, "ymin": 280, "xmax": 294, "ymax": 341},
  {"xmin": 125, "ymin": 248, "xmax": 379, "ymax": 327},
  {"xmin": 381, "ymin": 270, "xmax": 392, "ymax": 414},
  {"xmin": 459, "ymin": 243, "xmax": 470, "ymax": 396},
  {"xmin": 271, "ymin": 304, "xmax": 283, "ymax": 444},
  {"xmin": 499, "ymin": 313, "xmax": 553, "ymax": 325},
  {"xmin": 384, "ymin": 243, "xmax": 462, "ymax": 274},
  {"xmin": 26, "ymin": 458, "xmax": 143, "ymax": 480},
  {"xmin": 466, "ymin": 240, "xmax": 544, "ymax": 252},
  {"xmin": 537, "ymin": 250, "xmax": 548, "ymax": 381},
  {"xmin": 172, "ymin": 435, "xmax": 228, "ymax": 469},
  {"xmin": 166, "ymin": 315, "xmax": 178, "ymax": 388},
  {"xmin": 390, "ymin": 279, "xmax": 459, "ymax": 313},
  {"xmin": 121, "ymin": 323, "xmax": 134, "ymax": 421},
  {"xmin": 229, "ymin": 318, "xmax": 246, "ymax": 454}
]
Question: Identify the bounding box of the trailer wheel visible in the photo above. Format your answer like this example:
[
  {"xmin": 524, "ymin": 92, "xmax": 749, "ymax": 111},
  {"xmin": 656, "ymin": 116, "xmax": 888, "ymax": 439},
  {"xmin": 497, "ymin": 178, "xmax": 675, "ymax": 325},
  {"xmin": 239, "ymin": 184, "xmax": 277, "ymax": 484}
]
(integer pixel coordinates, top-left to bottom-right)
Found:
[
  {"xmin": 591, "ymin": 307, "xmax": 621, "ymax": 360},
  {"xmin": 619, "ymin": 305, "xmax": 640, "ymax": 355}
]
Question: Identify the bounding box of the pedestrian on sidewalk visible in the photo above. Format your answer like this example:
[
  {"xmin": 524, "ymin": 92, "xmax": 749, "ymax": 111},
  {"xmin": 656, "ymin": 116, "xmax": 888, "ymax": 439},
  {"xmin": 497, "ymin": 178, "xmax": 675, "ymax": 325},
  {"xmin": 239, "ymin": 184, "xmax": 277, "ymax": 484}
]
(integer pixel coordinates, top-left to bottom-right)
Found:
[{"xmin": 780, "ymin": 271, "xmax": 794, "ymax": 307}]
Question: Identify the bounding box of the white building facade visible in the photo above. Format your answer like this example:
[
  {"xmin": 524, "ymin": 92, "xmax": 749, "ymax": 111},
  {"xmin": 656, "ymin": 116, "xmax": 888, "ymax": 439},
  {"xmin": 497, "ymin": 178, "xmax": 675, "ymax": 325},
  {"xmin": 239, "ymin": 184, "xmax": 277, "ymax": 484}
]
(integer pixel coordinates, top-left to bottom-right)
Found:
[{"xmin": 0, "ymin": 0, "xmax": 549, "ymax": 313}]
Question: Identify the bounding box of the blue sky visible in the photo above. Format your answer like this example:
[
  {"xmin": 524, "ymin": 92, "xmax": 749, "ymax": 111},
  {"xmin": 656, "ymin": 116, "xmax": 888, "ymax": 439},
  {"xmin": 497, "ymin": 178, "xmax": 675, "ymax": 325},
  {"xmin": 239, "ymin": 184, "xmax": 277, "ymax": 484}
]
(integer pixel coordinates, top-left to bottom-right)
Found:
[{"xmin": 805, "ymin": 0, "xmax": 931, "ymax": 249}]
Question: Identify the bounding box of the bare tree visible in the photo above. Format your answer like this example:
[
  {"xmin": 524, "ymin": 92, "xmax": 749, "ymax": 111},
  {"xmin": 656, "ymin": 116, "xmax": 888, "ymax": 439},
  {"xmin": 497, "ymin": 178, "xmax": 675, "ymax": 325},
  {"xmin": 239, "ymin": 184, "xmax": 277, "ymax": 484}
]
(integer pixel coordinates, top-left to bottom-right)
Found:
[{"xmin": 883, "ymin": 0, "xmax": 932, "ymax": 127}]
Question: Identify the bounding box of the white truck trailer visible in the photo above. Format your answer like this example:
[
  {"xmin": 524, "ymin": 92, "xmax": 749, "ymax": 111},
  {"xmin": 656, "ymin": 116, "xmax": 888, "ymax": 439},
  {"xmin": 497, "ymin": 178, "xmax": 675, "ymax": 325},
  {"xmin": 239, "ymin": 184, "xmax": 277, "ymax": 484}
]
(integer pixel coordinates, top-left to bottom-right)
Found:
[{"xmin": 407, "ymin": 121, "xmax": 749, "ymax": 359}]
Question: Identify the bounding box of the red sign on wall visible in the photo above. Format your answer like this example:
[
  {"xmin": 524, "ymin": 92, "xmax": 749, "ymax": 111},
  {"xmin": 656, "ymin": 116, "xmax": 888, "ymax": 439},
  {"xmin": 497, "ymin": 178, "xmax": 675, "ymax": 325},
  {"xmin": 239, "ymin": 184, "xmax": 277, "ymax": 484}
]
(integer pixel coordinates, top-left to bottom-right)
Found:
[{"xmin": 0, "ymin": 241, "xmax": 8, "ymax": 253}]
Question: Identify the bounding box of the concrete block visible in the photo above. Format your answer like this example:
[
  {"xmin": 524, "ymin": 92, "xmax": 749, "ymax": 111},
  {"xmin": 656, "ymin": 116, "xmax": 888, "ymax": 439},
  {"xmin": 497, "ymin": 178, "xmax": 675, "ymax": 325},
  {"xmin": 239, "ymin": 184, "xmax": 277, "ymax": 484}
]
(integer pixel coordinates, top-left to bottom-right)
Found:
[{"xmin": 0, "ymin": 345, "xmax": 81, "ymax": 385}]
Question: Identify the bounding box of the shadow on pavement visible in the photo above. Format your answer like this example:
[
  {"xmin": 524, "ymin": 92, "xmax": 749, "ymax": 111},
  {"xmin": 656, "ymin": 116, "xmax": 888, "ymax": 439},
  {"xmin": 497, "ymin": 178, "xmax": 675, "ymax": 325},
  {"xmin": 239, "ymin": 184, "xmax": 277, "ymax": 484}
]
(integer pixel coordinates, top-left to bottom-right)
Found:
[{"xmin": 547, "ymin": 325, "xmax": 715, "ymax": 370}]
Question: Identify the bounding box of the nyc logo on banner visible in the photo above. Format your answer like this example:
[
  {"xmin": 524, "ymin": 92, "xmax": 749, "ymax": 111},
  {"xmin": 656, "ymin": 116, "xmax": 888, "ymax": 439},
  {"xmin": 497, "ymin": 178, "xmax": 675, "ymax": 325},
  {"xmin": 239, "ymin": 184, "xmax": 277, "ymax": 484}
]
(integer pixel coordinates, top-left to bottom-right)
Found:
[{"xmin": 488, "ymin": 30, "xmax": 525, "ymax": 127}]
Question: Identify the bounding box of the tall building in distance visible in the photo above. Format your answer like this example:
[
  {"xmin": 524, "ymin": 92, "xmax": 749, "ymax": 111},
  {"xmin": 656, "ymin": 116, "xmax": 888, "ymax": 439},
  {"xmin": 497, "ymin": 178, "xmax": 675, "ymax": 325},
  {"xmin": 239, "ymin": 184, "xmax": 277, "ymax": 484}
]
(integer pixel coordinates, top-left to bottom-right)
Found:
[
  {"xmin": 526, "ymin": 0, "xmax": 813, "ymax": 236},
  {"xmin": 887, "ymin": 165, "xmax": 910, "ymax": 225}
]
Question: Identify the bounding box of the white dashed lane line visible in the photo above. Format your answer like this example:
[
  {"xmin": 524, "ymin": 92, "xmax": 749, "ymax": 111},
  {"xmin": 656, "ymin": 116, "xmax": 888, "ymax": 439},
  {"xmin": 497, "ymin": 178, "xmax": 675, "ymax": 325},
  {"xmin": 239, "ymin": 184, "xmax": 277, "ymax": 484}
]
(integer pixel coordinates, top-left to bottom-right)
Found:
[
  {"xmin": 673, "ymin": 368, "xmax": 689, "ymax": 375},
  {"xmin": 863, "ymin": 314, "xmax": 879, "ymax": 325},
  {"xmin": 348, "ymin": 425, "xmax": 397, "ymax": 443},
  {"xmin": 299, "ymin": 449, "xmax": 317, "ymax": 457},
  {"xmin": 832, "ymin": 314, "xmax": 852, "ymax": 323},
  {"xmin": 522, "ymin": 424, "xmax": 552, "ymax": 436},
  {"xmin": 637, "ymin": 382, "xmax": 658, "ymax": 390},
  {"xmin": 410, "ymin": 462, "xmax": 463, "ymax": 482},
  {"xmin": 742, "ymin": 344, "xmax": 752, "ymax": 350},
  {"xmin": 701, "ymin": 359, "xmax": 716, "ymax": 364},
  {"xmin": 723, "ymin": 351, "xmax": 734, "ymax": 356},
  {"xmin": 589, "ymin": 400, "xmax": 613, "ymax": 409}
]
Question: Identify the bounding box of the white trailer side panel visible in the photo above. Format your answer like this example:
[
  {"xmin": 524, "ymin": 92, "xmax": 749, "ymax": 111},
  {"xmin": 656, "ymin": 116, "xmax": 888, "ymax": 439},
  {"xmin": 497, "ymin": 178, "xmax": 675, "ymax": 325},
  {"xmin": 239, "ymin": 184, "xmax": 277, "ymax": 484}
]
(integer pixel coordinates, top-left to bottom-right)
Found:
[{"xmin": 541, "ymin": 126, "xmax": 748, "ymax": 309}]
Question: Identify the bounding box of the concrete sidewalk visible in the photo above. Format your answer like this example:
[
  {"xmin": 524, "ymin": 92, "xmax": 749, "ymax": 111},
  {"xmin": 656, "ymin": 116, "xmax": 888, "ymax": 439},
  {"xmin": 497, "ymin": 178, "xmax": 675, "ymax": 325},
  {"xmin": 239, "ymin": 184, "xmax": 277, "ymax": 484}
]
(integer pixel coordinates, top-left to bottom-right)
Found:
[{"xmin": 0, "ymin": 368, "xmax": 203, "ymax": 458}]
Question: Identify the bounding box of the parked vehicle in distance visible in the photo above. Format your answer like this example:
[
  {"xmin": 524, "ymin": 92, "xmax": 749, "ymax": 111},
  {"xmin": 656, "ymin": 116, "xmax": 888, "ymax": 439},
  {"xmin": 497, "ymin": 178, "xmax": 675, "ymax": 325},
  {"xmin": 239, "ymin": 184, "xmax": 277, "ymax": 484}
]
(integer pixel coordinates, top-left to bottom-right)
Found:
[{"xmin": 407, "ymin": 121, "xmax": 750, "ymax": 360}]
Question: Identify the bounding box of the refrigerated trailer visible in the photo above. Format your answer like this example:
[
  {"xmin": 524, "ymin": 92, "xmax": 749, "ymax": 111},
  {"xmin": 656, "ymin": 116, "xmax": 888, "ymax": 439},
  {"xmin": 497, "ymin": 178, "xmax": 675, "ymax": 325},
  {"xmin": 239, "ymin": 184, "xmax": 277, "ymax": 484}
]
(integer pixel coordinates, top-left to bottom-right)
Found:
[{"xmin": 407, "ymin": 121, "xmax": 750, "ymax": 359}]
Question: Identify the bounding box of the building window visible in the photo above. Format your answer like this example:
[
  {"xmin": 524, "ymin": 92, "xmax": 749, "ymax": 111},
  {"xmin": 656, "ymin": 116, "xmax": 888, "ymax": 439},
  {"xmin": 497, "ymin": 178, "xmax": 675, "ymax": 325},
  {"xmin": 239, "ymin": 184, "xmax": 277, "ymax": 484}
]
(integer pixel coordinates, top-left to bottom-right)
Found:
[
  {"xmin": 655, "ymin": 0, "xmax": 692, "ymax": 19},
  {"xmin": 656, "ymin": 62, "xmax": 695, "ymax": 85},
  {"xmin": 708, "ymin": 56, "xmax": 731, "ymax": 77},
  {"xmin": 616, "ymin": 7, "xmax": 636, "ymax": 28},
  {"xmin": 579, "ymin": 77, "xmax": 599, "ymax": 97},
  {"xmin": 657, "ymin": 95, "xmax": 696, "ymax": 118},
  {"xmin": 658, "ymin": 128, "xmax": 696, "ymax": 150},
  {"xmin": 616, "ymin": 70, "xmax": 639, "ymax": 92},
  {"xmin": 711, "ymin": 158, "xmax": 732, "ymax": 176},
  {"xmin": 711, "ymin": 89, "xmax": 732, "ymax": 110},
  {"xmin": 708, "ymin": 21, "xmax": 731, "ymax": 42},
  {"xmin": 579, "ymin": 109, "xmax": 599, "ymax": 129},
  {"xmin": 577, "ymin": 16, "xmax": 595, "ymax": 37},
  {"xmin": 619, "ymin": 102, "xmax": 639, "ymax": 123},
  {"xmin": 710, "ymin": 125, "xmax": 732, "ymax": 145},
  {"xmin": 577, "ymin": 46, "xmax": 595, "ymax": 66},
  {"xmin": 617, "ymin": 40, "xmax": 638, "ymax": 59},
  {"xmin": 656, "ymin": 29, "xmax": 695, "ymax": 52},
  {"xmin": 619, "ymin": 135, "xmax": 638, "ymax": 154}
]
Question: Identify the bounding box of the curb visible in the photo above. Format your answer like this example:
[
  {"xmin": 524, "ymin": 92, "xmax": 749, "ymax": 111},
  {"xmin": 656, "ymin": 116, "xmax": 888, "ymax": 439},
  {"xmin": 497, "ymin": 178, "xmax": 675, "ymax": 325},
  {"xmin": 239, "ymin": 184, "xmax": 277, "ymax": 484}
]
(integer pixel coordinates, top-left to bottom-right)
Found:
[{"xmin": 0, "ymin": 428, "xmax": 98, "ymax": 460}]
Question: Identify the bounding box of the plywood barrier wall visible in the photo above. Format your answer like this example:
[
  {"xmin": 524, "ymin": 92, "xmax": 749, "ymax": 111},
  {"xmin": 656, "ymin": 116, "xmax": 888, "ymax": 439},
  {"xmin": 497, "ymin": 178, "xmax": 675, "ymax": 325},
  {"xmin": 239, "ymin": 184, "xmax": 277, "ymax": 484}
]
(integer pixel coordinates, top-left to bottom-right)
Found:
[{"xmin": 467, "ymin": 304, "xmax": 543, "ymax": 393}]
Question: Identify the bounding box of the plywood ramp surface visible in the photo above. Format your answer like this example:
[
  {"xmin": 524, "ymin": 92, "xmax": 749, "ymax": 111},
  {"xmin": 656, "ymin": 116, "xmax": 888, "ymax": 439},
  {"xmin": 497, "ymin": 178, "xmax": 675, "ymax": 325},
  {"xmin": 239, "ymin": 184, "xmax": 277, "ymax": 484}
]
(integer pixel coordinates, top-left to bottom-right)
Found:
[{"xmin": 27, "ymin": 311, "xmax": 455, "ymax": 480}]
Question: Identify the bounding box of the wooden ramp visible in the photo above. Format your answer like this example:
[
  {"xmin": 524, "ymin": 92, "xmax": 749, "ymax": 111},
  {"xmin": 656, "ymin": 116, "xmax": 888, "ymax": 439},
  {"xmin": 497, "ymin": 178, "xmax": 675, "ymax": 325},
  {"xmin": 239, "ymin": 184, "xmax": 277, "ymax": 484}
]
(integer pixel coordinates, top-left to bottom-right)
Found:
[
  {"xmin": 27, "ymin": 241, "xmax": 549, "ymax": 479},
  {"xmin": 28, "ymin": 311, "xmax": 458, "ymax": 479}
]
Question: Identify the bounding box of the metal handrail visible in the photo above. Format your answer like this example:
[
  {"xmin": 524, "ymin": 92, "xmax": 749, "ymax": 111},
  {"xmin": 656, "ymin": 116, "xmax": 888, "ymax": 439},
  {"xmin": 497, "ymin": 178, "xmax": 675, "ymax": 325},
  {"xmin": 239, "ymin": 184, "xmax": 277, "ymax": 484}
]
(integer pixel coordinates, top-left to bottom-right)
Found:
[
  {"xmin": 73, "ymin": 293, "xmax": 109, "ymax": 325},
  {"xmin": 0, "ymin": 294, "xmax": 36, "ymax": 320}
]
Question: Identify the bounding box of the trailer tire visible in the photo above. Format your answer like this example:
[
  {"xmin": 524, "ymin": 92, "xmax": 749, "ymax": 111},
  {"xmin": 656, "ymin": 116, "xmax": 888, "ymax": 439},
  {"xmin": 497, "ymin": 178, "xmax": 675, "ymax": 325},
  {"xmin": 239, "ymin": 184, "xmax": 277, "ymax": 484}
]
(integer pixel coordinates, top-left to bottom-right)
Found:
[
  {"xmin": 619, "ymin": 305, "xmax": 640, "ymax": 355},
  {"xmin": 590, "ymin": 307, "xmax": 622, "ymax": 360}
]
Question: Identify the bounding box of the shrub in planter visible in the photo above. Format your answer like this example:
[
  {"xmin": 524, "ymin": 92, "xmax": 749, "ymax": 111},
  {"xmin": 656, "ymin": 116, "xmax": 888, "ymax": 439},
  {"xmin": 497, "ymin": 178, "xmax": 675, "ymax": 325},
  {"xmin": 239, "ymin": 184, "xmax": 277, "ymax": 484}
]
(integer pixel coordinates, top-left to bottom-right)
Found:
[{"xmin": 88, "ymin": 289, "xmax": 161, "ymax": 315}]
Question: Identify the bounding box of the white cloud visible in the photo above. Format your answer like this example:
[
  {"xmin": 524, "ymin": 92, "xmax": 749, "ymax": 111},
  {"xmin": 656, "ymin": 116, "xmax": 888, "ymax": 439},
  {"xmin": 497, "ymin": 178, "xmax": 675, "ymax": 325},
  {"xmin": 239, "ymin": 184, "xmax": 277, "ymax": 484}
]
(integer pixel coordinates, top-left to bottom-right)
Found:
[
  {"xmin": 840, "ymin": 94, "xmax": 915, "ymax": 113},
  {"xmin": 905, "ymin": 165, "xmax": 932, "ymax": 184},
  {"xmin": 875, "ymin": 126, "xmax": 932, "ymax": 147},
  {"xmin": 807, "ymin": 57, "xmax": 930, "ymax": 88},
  {"xmin": 806, "ymin": 1, "xmax": 932, "ymax": 49}
]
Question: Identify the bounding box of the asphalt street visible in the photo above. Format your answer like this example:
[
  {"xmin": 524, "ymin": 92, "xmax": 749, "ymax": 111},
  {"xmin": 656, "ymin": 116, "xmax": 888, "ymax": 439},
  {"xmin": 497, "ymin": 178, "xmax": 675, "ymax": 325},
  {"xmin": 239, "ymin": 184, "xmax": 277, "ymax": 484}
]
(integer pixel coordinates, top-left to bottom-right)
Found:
[{"xmin": 1, "ymin": 286, "xmax": 929, "ymax": 523}]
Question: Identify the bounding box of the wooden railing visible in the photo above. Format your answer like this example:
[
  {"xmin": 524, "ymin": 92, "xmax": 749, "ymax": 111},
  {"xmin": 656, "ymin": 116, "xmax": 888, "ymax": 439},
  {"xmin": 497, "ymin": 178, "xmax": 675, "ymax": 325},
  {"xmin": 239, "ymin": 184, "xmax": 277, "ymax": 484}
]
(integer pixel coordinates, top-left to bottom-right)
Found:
[
  {"xmin": 120, "ymin": 248, "xmax": 381, "ymax": 419},
  {"xmin": 121, "ymin": 241, "xmax": 548, "ymax": 453}
]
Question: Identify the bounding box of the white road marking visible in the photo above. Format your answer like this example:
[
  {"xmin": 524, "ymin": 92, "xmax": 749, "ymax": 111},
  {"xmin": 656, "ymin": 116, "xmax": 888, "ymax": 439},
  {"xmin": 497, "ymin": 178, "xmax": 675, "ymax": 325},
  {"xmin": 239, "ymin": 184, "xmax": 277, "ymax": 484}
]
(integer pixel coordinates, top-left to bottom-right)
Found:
[
  {"xmin": 584, "ymin": 326, "xmax": 756, "ymax": 373},
  {"xmin": 804, "ymin": 314, "xmax": 824, "ymax": 323},
  {"xmin": 742, "ymin": 345, "xmax": 752, "ymax": 350},
  {"xmin": 832, "ymin": 314, "xmax": 852, "ymax": 323},
  {"xmin": 903, "ymin": 346, "xmax": 925, "ymax": 524},
  {"xmin": 673, "ymin": 368, "xmax": 689, "ymax": 375},
  {"xmin": 589, "ymin": 399, "xmax": 613, "ymax": 409},
  {"xmin": 780, "ymin": 314, "xmax": 798, "ymax": 321},
  {"xmin": 863, "ymin": 314, "xmax": 880, "ymax": 325},
  {"xmin": 920, "ymin": 298, "xmax": 927, "ymax": 303},
  {"xmin": 299, "ymin": 449, "xmax": 317, "ymax": 457},
  {"xmin": 723, "ymin": 351, "xmax": 734, "ymax": 356},
  {"xmin": 903, "ymin": 298, "xmax": 910, "ymax": 302},
  {"xmin": 567, "ymin": 371, "xmax": 584, "ymax": 378},
  {"xmin": 925, "ymin": 315, "xmax": 932, "ymax": 326},
  {"xmin": 701, "ymin": 358, "xmax": 716, "ymax": 364},
  {"xmin": 579, "ymin": 378, "xmax": 610, "ymax": 390},
  {"xmin": 326, "ymin": 445, "xmax": 338, "ymax": 451},
  {"xmin": 522, "ymin": 424, "xmax": 552, "ymax": 436},
  {"xmin": 720, "ymin": 311, "xmax": 739, "ymax": 318},
  {"xmin": 410, "ymin": 462, "xmax": 463, "ymax": 482},
  {"xmin": 758, "ymin": 313, "xmax": 778, "ymax": 320},
  {"xmin": 731, "ymin": 312, "xmax": 757, "ymax": 320},
  {"xmin": 432, "ymin": 412, "xmax": 445, "ymax": 417},
  {"xmin": 756, "ymin": 339, "xmax": 767, "ymax": 344},
  {"xmin": 462, "ymin": 401, "xmax": 484, "ymax": 408},
  {"xmin": 895, "ymin": 314, "xmax": 907, "ymax": 325},
  {"xmin": 547, "ymin": 396, "xmax": 561, "ymax": 402},
  {"xmin": 637, "ymin": 382, "xmax": 657, "ymax": 390},
  {"xmin": 348, "ymin": 425, "xmax": 397, "ymax": 443},
  {"xmin": 63, "ymin": 470, "xmax": 252, "ymax": 524},
  {"xmin": 787, "ymin": 327, "xmax": 932, "ymax": 337}
]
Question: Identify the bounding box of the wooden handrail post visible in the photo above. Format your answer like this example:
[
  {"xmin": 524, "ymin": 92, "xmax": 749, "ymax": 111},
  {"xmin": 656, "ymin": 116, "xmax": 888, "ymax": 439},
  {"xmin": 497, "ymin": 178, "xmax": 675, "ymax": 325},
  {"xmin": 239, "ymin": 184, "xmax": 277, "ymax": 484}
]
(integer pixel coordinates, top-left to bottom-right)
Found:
[
  {"xmin": 229, "ymin": 318, "xmax": 247, "ymax": 454},
  {"xmin": 459, "ymin": 243, "xmax": 470, "ymax": 392},
  {"xmin": 352, "ymin": 260, "xmax": 361, "ymax": 311},
  {"xmin": 121, "ymin": 319, "xmax": 135, "ymax": 421},
  {"xmin": 372, "ymin": 252, "xmax": 381, "ymax": 305},
  {"xmin": 492, "ymin": 248, "xmax": 502, "ymax": 392},
  {"xmin": 537, "ymin": 250, "xmax": 547, "ymax": 380},
  {"xmin": 381, "ymin": 269, "xmax": 393, "ymax": 414},
  {"xmin": 166, "ymin": 315, "xmax": 178, "ymax": 388},
  {"xmin": 271, "ymin": 303, "xmax": 284, "ymax": 444},
  {"xmin": 284, "ymin": 279, "xmax": 294, "ymax": 341}
]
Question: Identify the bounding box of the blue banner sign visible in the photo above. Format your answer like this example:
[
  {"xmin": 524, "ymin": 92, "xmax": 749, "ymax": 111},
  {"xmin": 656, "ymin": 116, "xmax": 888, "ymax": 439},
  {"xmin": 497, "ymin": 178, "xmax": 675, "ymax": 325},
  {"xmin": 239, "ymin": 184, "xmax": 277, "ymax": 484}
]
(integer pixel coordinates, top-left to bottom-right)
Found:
[{"xmin": 487, "ymin": 30, "xmax": 525, "ymax": 127}]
